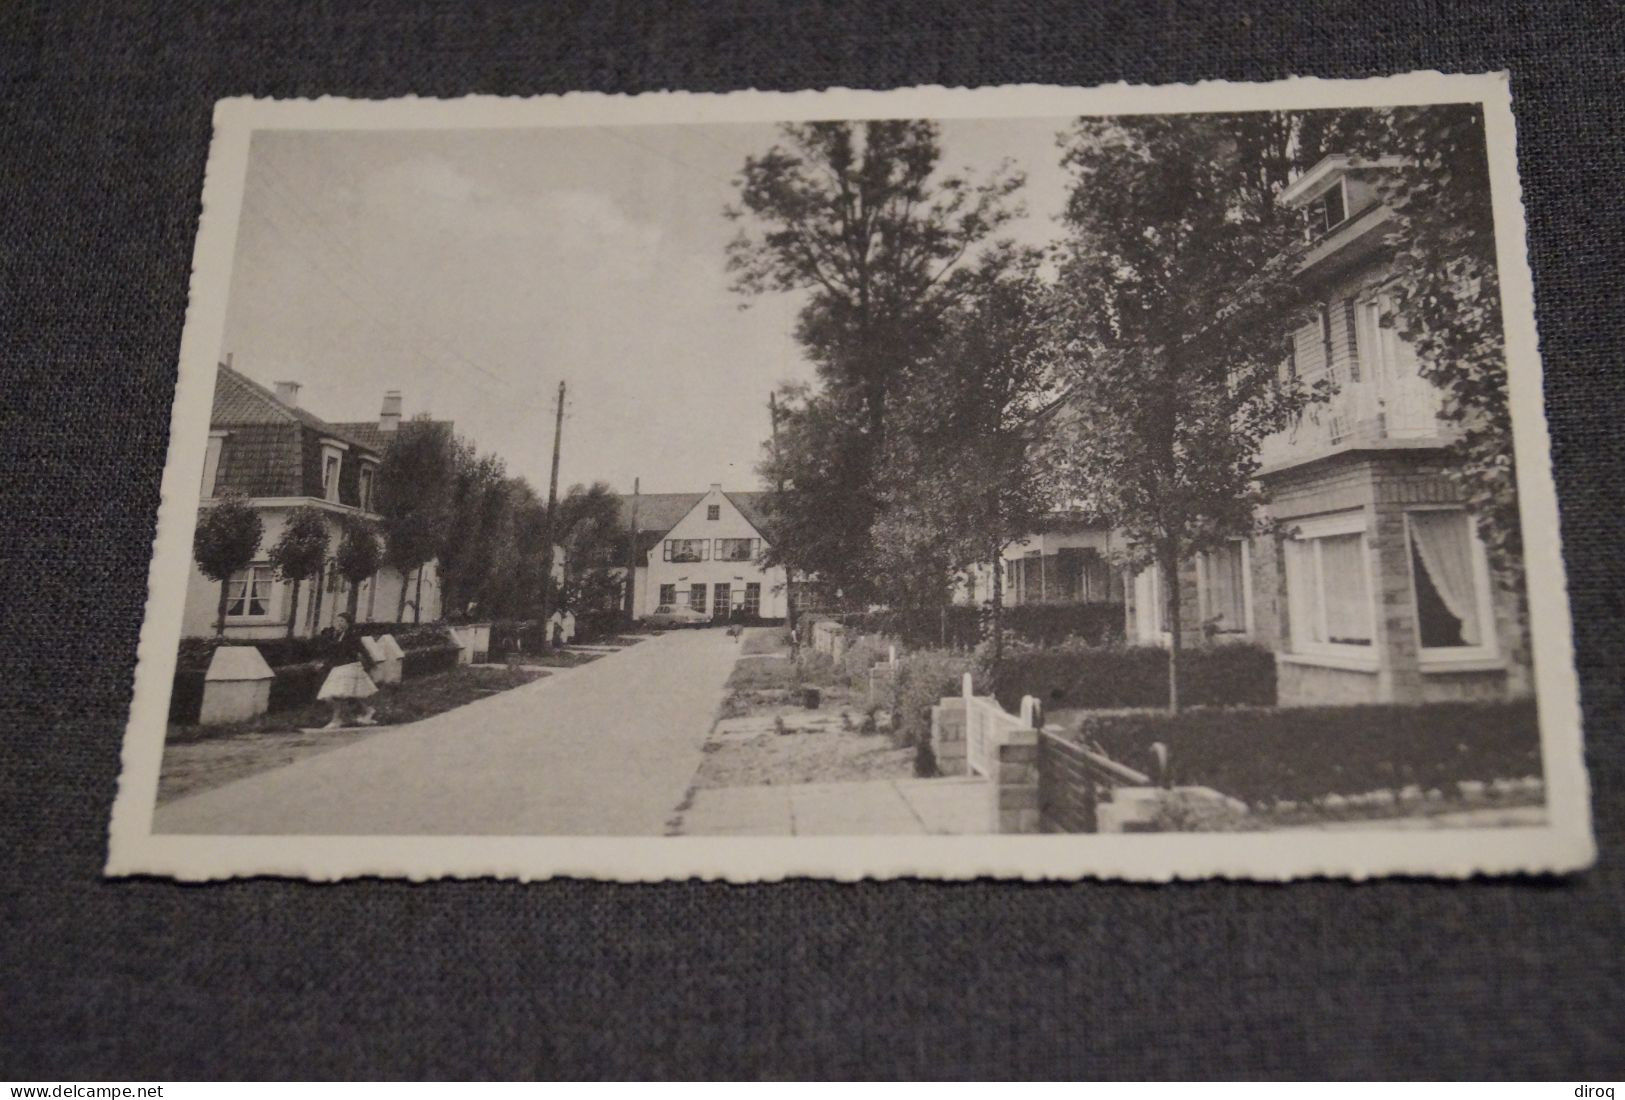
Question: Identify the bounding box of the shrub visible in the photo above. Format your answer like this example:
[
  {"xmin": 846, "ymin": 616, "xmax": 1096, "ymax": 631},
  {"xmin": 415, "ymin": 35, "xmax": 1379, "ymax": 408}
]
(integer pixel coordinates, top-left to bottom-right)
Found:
[
  {"xmin": 989, "ymin": 643, "xmax": 1276, "ymax": 712},
  {"xmin": 1065, "ymin": 699, "xmax": 1541, "ymax": 807},
  {"xmin": 402, "ymin": 642, "xmax": 462, "ymax": 679},
  {"xmin": 268, "ymin": 660, "xmax": 327, "ymax": 712},
  {"xmin": 807, "ymin": 603, "xmax": 1126, "ymax": 652},
  {"xmin": 890, "ymin": 650, "xmax": 974, "ymax": 748},
  {"xmin": 838, "ymin": 633, "xmax": 892, "ymax": 687}
]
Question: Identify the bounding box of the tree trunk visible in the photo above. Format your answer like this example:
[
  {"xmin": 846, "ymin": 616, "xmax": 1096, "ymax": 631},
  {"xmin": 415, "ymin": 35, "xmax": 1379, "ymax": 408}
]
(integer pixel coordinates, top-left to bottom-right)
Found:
[
  {"xmin": 215, "ymin": 578, "xmax": 229, "ymax": 639},
  {"xmin": 990, "ymin": 537, "xmax": 1005, "ymax": 668},
  {"xmin": 285, "ymin": 577, "xmax": 301, "ymax": 639},
  {"xmin": 414, "ymin": 565, "xmax": 425, "ymax": 623},
  {"xmin": 346, "ymin": 576, "xmax": 361, "ymax": 622},
  {"xmin": 309, "ymin": 565, "xmax": 326, "ymax": 637},
  {"xmin": 1162, "ymin": 546, "xmax": 1183, "ymax": 714}
]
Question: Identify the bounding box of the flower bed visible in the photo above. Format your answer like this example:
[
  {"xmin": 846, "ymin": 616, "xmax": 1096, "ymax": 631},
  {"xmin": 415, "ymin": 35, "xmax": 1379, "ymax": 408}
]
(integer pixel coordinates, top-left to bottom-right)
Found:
[
  {"xmin": 990, "ymin": 643, "xmax": 1276, "ymax": 712},
  {"xmin": 1063, "ymin": 699, "xmax": 1541, "ymax": 808}
]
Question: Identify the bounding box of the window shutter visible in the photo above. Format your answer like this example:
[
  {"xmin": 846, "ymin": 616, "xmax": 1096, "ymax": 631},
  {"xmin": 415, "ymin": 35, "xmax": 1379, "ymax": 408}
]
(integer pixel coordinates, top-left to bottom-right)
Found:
[{"xmin": 1344, "ymin": 297, "xmax": 1360, "ymax": 382}]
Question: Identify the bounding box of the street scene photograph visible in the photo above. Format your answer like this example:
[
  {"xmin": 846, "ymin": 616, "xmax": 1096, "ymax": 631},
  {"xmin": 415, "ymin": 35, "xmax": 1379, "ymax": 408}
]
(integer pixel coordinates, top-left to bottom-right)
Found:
[{"xmin": 107, "ymin": 78, "xmax": 1591, "ymax": 878}]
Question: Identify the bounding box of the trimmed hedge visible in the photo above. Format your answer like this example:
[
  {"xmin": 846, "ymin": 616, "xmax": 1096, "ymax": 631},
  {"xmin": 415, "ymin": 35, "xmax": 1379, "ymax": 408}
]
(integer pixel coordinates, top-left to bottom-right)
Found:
[
  {"xmin": 1068, "ymin": 699, "xmax": 1541, "ymax": 806},
  {"xmin": 799, "ymin": 603, "xmax": 1124, "ymax": 652},
  {"xmin": 990, "ymin": 643, "xmax": 1277, "ymax": 712},
  {"xmin": 402, "ymin": 642, "xmax": 462, "ymax": 679},
  {"xmin": 889, "ymin": 651, "xmax": 975, "ymax": 749}
]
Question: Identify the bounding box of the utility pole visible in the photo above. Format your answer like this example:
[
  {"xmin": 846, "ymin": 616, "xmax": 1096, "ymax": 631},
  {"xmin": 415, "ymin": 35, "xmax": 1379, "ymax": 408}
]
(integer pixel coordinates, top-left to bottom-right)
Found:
[
  {"xmin": 623, "ymin": 476, "xmax": 640, "ymax": 625},
  {"xmin": 538, "ymin": 380, "xmax": 566, "ymax": 651},
  {"xmin": 769, "ymin": 391, "xmax": 797, "ymax": 640}
]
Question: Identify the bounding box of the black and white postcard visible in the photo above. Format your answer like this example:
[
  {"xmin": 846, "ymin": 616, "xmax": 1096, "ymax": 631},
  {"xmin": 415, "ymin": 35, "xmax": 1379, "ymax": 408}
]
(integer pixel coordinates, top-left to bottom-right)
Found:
[{"xmin": 107, "ymin": 73, "xmax": 1594, "ymax": 881}]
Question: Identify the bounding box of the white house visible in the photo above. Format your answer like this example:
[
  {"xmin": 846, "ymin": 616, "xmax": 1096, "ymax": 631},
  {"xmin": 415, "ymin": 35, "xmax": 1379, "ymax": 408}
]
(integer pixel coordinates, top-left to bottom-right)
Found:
[
  {"xmin": 181, "ymin": 363, "xmax": 448, "ymax": 638},
  {"xmin": 618, "ymin": 484, "xmax": 787, "ymax": 621}
]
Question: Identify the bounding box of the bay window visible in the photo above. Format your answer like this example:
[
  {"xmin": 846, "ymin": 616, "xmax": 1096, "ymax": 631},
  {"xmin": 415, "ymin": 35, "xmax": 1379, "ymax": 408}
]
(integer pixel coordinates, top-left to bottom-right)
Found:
[
  {"xmin": 1284, "ymin": 513, "xmax": 1374, "ymax": 656},
  {"xmin": 1198, "ymin": 540, "xmax": 1251, "ymax": 636},
  {"xmin": 1407, "ymin": 509, "xmax": 1497, "ymax": 662}
]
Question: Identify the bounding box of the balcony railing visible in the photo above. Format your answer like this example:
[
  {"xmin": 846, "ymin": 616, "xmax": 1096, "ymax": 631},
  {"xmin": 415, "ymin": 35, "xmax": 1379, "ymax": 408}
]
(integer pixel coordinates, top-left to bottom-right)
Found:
[{"xmin": 1260, "ymin": 369, "xmax": 1451, "ymax": 469}]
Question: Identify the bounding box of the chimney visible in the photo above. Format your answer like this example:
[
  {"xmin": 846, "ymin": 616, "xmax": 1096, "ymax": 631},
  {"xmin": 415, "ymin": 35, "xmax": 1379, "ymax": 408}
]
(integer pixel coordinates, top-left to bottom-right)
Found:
[
  {"xmin": 380, "ymin": 390, "xmax": 403, "ymax": 431},
  {"xmin": 274, "ymin": 380, "xmax": 301, "ymax": 407},
  {"xmin": 709, "ymin": 482, "xmax": 722, "ymax": 494}
]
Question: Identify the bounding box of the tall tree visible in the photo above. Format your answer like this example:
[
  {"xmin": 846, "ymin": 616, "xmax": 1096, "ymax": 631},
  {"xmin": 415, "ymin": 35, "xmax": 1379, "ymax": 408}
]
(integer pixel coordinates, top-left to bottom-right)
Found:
[
  {"xmin": 884, "ymin": 256, "xmax": 1057, "ymax": 663},
  {"xmin": 334, "ymin": 515, "xmax": 382, "ymax": 622},
  {"xmin": 267, "ymin": 505, "xmax": 329, "ymax": 638},
  {"xmin": 1051, "ymin": 113, "xmax": 1332, "ymax": 711},
  {"xmin": 551, "ymin": 481, "xmax": 626, "ymax": 611},
  {"xmin": 376, "ymin": 415, "xmax": 457, "ymax": 622},
  {"xmin": 192, "ymin": 492, "xmax": 263, "ymax": 639},
  {"xmin": 1358, "ymin": 104, "xmax": 1521, "ymax": 589},
  {"xmin": 728, "ymin": 120, "xmax": 1026, "ymax": 598}
]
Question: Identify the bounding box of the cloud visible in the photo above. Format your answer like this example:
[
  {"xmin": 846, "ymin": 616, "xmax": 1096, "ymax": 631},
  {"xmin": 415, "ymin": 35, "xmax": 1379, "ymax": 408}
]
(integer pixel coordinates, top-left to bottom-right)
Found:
[{"xmin": 365, "ymin": 155, "xmax": 663, "ymax": 282}]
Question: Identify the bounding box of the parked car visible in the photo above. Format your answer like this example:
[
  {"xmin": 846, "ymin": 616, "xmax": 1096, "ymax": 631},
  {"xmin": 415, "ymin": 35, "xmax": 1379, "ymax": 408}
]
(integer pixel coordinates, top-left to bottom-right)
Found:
[{"xmin": 646, "ymin": 604, "xmax": 711, "ymax": 629}]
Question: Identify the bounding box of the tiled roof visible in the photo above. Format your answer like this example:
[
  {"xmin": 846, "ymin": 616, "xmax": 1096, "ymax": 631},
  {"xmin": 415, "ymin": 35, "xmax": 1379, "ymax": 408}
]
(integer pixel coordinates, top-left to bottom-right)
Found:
[
  {"xmin": 212, "ymin": 364, "xmax": 379, "ymax": 457},
  {"xmin": 615, "ymin": 490, "xmax": 773, "ymax": 539},
  {"xmin": 329, "ymin": 419, "xmax": 456, "ymax": 457}
]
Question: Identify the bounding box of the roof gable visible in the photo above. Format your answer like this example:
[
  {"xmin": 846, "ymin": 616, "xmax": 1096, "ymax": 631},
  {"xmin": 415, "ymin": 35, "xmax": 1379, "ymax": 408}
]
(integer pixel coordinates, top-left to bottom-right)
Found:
[
  {"xmin": 617, "ymin": 489, "xmax": 772, "ymax": 540},
  {"xmin": 212, "ymin": 364, "xmax": 379, "ymax": 457}
]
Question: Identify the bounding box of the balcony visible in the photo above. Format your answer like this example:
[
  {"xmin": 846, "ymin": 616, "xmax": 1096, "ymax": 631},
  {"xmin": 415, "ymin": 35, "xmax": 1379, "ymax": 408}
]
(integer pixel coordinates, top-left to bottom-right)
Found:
[{"xmin": 1259, "ymin": 368, "xmax": 1453, "ymax": 473}]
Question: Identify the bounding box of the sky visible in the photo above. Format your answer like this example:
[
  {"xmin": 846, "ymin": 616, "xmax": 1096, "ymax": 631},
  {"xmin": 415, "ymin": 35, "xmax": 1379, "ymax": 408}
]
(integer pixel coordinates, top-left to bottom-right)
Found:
[{"xmin": 220, "ymin": 116, "xmax": 1079, "ymax": 495}]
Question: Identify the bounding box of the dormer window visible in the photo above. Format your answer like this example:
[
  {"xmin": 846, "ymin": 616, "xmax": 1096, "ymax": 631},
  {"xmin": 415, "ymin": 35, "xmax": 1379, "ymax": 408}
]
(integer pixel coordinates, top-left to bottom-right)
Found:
[
  {"xmin": 358, "ymin": 463, "xmax": 376, "ymax": 512},
  {"xmin": 1304, "ymin": 180, "xmax": 1348, "ymax": 239},
  {"xmin": 318, "ymin": 439, "xmax": 349, "ymax": 504},
  {"xmin": 202, "ymin": 431, "xmax": 228, "ymax": 497}
]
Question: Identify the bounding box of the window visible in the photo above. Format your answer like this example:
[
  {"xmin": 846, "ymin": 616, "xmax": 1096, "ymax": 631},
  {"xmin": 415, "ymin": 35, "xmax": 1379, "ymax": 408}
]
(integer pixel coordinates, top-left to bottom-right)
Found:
[
  {"xmin": 713, "ymin": 583, "xmax": 731, "ymax": 618},
  {"xmin": 1132, "ymin": 565, "xmax": 1166, "ymax": 644},
  {"xmin": 1198, "ymin": 541, "xmax": 1250, "ymax": 635},
  {"xmin": 225, "ymin": 565, "xmax": 275, "ymax": 618},
  {"xmin": 1407, "ymin": 510, "xmax": 1497, "ymax": 661},
  {"xmin": 202, "ymin": 432, "xmax": 227, "ymax": 497},
  {"xmin": 322, "ymin": 454, "xmax": 341, "ymax": 501},
  {"xmin": 1356, "ymin": 297, "xmax": 1420, "ymax": 389},
  {"xmin": 1305, "ymin": 180, "xmax": 1347, "ymax": 238},
  {"xmin": 689, "ymin": 584, "xmax": 707, "ymax": 613},
  {"xmin": 707, "ymin": 505, "xmax": 720, "ymax": 521},
  {"xmin": 715, "ymin": 537, "xmax": 758, "ymax": 562},
  {"xmin": 743, "ymin": 583, "xmax": 761, "ymax": 616},
  {"xmin": 664, "ymin": 538, "xmax": 708, "ymax": 563},
  {"xmin": 1284, "ymin": 514, "xmax": 1374, "ymax": 655},
  {"xmin": 658, "ymin": 584, "xmax": 676, "ymax": 607},
  {"xmin": 358, "ymin": 463, "xmax": 376, "ymax": 512}
]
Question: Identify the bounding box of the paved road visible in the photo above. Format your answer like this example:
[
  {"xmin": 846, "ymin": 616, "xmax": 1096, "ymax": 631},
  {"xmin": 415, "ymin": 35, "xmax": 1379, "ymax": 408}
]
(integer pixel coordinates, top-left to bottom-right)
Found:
[{"xmin": 154, "ymin": 629, "xmax": 741, "ymax": 836}]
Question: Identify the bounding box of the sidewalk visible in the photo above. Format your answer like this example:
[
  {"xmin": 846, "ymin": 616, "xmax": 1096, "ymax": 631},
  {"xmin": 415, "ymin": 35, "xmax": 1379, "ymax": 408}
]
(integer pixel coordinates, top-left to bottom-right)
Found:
[{"xmin": 677, "ymin": 776, "xmax": 990, "ymax": 836}]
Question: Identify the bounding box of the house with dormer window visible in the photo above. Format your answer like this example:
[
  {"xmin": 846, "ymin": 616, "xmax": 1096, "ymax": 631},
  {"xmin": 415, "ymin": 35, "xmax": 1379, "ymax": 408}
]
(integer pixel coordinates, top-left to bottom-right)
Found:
[
  {"xmin": 181, "ymin": 362, "xmax": 451, "ymax": 638},
  {"xmin": 615, "ymin": 484, "xmax": 787, "ymax": 621},
  {"xmin": 1116, "ymin": 153, "xmax": 1530, "ymax": 704}
]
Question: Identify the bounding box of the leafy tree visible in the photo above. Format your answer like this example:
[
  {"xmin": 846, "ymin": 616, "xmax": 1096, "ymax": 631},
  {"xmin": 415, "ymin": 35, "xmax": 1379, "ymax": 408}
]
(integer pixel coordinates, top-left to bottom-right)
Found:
[
  {"xmin": 192, "ymin": 492, "xmax": 264, "ymax": 638},
  {"xmin": 1358, "ymin": 104, "xmax": 1521, "ymax": 590},
  {"xmin": 551, "ymin": 481, "xmax": 627, "ymax": 612},
  {"xmin": 883, "ymin": 258, "xmax": 1057, "ymax": 664},
  {"xmin": 1050, "ymin": 113, "xmax": 1332, "ymax": 711},
  {"xmin": 267, "ymin": 505, "xmax": 329, "ymax": 638},
  {"xmin": 437, "ymin": 440, "xmax": 513, "ymax": 620},
  {"xmin": 729, "ymin": 121, "xmax": 1026, "ymax": 598},
  {"xmin": 334, "ymin": 515, "xmax": 382, "ymax": 622},
  {"xmin": 376, "ymin": 416, "xmax": 457, "ymax": 622}
]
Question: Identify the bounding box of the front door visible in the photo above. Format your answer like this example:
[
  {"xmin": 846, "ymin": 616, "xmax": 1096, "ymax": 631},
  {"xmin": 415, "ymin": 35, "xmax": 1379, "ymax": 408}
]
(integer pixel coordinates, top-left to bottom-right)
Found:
[{"xmin": 713, "ymin": 583, "xmax": 731, "ymax": 620}]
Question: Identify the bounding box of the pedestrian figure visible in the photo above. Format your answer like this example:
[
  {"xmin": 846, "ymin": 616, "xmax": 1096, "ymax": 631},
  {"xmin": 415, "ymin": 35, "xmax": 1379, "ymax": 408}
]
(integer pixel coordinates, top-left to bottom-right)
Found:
[{"xmin": 316, "ymin": 612, "xmax": 379, "ymax": 729}]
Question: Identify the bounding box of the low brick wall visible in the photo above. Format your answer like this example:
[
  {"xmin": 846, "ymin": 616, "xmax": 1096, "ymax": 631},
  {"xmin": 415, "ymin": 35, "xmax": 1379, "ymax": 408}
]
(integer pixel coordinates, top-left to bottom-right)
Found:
[{"xmin": 1038, "ymin": 730, "xmax": 1099, "ymax": 833}]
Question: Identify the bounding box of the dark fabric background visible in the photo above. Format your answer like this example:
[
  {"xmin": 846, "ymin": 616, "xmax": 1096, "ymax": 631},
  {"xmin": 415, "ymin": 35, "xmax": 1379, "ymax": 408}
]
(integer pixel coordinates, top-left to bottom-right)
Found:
[{"xmin": 2, "ymin": 0, "xmax": 1621, "ymax": 1080}]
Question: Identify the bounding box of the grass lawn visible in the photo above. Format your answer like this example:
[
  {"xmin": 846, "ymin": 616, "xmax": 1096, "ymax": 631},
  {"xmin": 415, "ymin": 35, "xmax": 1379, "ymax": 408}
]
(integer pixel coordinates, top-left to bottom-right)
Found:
[{"xmin": 159, "ymin": 665, "xmax": 547, "ymax": 802}]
